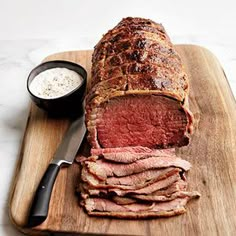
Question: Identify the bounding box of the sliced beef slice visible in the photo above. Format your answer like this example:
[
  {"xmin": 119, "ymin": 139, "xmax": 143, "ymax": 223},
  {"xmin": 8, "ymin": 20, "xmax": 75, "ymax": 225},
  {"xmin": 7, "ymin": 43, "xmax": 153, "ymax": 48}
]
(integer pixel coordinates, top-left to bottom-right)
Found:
[
  {"xmin": 82, "ymin": 166, "xmax": 180, "ymax": 190},
  {"xmin": 79, "ymin": 178, "xmax": 188, "ymax": 200},
  {"xmin": 140, "ymin": 179, "xmax": 188, "ymax": 197},
  {"xmin": 85, "ymin": 155, "xmax": 191, "ymax": 180},
  {"xmin": 130, "ymin": 190, "xmax": 200, "ymax": 202},
  {"xmin": 112, "ymin": 189, "xmax": 200, "ymax": 204},
  {"xmin": 103, "ymin": 150, "xmax": 176, "ymax": 163},
  {"xmin": 112, "ymin": 196, "xmax": 139, "ymax": 205},
  {"xmin": 106, "ymin": 167, "xmax": 177, "ymax": 186},
  {"xmin": 91, "ymin": 146, "xmax": 175, "ymax": 155},
  {"xmin": 83, "ymin": 197, "xmax": 192, "ymax": 218},
  {"xmin": 85, "ymin": 170, "xmax": 181, "ymax": 197},
  {"xmin": 86, "ymin": 208, "xmax": 186, "ymax": 219}
]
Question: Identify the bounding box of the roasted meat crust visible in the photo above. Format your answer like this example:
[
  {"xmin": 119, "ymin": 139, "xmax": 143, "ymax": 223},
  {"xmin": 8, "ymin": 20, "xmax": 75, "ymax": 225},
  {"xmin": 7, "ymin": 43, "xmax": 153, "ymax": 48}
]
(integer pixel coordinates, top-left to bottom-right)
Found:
[{"xmin": 86, "ymin": 17, "xmax": 193, "ymax": 148}]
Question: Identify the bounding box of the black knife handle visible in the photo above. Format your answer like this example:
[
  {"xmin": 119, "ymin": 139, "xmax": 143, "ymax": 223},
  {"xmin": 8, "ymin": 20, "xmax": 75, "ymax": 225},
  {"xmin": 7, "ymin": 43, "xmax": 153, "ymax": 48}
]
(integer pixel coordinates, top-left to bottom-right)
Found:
[{"xmin": 28, "ymin": 163, "xmax": 60, "ymax": 227}]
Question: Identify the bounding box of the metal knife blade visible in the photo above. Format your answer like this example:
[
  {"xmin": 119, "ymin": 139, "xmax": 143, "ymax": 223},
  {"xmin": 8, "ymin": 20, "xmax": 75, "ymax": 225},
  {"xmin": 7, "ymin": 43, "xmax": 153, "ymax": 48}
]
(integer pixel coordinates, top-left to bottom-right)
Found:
[
  {"xmin": 52, "ymin": 115, "xmax": 86, "ymax": 166},
  {"xmin": 28, "ymin": 114, "xmax": 86, "ymax": 227}
]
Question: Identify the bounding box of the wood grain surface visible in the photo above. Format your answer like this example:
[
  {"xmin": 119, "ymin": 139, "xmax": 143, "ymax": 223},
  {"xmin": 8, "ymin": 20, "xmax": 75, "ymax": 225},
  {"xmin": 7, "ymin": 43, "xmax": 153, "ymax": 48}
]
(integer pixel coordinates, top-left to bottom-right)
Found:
[{"xmin": 9, "ymin": 46, "xmax": 236, "ymax": 236}]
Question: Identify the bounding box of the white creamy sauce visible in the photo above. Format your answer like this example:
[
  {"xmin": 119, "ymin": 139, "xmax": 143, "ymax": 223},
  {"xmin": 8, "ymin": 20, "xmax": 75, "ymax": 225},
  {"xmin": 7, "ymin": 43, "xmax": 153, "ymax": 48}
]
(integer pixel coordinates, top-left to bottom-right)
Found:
[{"xmin": 29, "ymin": 67, "xmax": 83, "ymax": 99}]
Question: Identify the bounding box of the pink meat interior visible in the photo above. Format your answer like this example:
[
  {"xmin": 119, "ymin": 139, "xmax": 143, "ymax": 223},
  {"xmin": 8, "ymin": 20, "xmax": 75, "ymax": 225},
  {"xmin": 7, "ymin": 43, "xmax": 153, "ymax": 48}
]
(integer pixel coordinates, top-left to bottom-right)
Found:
[{"xmin": 97, "ymin": 95, "xmax": 189, "ymax": 148}]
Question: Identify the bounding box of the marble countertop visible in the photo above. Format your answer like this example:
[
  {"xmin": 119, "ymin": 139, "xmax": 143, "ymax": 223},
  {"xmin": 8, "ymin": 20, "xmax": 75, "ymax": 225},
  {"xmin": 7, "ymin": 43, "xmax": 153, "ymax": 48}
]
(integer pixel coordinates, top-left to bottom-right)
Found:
[{"xmin": 0, "ymin": 0, "xmax": 235, "ymax": 235}]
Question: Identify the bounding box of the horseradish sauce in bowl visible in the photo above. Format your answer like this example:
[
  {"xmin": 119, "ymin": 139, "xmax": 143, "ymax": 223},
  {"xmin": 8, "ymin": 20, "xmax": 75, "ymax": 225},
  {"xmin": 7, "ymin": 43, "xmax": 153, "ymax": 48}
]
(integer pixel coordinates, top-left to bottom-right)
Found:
[{"xmin": 27, "ymin": 60, "xmax": 87, "ymax": 117}]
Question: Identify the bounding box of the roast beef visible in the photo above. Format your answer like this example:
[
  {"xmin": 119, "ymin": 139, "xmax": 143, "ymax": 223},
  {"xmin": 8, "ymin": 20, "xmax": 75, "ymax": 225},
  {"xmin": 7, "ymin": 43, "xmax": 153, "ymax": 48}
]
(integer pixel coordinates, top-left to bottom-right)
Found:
[
  {"xmin": 112, "ymin": 190, "xmax": 200, "ymax": 203},
  {"xmin": 112, "ymin": 196, "xmax": 138, "ymax": 205},
  {"xmin": 91, "ymin": 146, "xmax": 175, "ymax": 163},
  {"xmin": 86, "ymin": 208, "xmax": 186, "ymax": 218},
  {"xmin": 85, "ymin": 155, "xmax": 191, "ymax": 180},
  {"xmin": 82, "ymin": 170, "xmax": 181, "ymax": 197},
  {"xmin": 83, "ymin": 197, "xmax": 192, "ymax": 218},
  {"xmin": 131, "ymin": 179, "xmax": 188, "ymax": 198},
  {"xmin": 130, "ymin": 190, "xmax": 200, "ymax": 202},
  {"xmin": 82, "ymin": 165, "xmax": 179, "ymax": 189},
  {"xmin": 86, "ymin": 17, "xmax": 193, "ymax": 149},
  {"xmin": 78, "ymin": 154, "xmax": 200, "ymax": 217},
  {"xmin": 78, "ymin": 17, "xmax": 200, "ymax": 219},
  {"xmin": 91, "ymin": 146, "xmax": 175, "ymax": 156},
  {"xmin": 82, "ymin": 168, "xmax": 180, "ymax": 191},
  {"xmin": 106, "ymin": 167, "xmax": 177, "ymax": 186}
]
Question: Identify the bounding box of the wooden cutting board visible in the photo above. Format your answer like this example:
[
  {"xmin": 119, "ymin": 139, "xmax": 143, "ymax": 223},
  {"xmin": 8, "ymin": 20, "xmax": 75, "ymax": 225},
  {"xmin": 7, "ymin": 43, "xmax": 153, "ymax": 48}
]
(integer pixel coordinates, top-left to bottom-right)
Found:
[{"xmin": 9, "ymin": 45, "xmax": 236, "ymax": 236}]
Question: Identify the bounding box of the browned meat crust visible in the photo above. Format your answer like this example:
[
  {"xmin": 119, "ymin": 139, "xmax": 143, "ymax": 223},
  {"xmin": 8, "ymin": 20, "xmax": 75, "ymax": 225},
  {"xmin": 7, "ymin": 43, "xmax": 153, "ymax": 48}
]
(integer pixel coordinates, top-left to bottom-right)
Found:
[{"xmin": 86, "ymin": 17, "xmax": 193, "ymax": 149}]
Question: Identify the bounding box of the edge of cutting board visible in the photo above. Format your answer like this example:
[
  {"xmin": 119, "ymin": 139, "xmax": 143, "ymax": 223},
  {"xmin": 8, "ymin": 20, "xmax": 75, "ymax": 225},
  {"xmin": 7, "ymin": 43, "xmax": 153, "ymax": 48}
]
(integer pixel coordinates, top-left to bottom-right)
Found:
[{"xmin": 8, "ymin": 44, "xmax": 236, "ymax": 236}]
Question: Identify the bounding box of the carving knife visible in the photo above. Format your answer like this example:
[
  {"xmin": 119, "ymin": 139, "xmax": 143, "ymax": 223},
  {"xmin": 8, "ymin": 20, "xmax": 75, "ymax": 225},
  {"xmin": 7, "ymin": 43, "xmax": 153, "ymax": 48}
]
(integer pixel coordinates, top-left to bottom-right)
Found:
[{"xmin": 28, "ymin": 115, "xmax": 86, "ymax": 227}]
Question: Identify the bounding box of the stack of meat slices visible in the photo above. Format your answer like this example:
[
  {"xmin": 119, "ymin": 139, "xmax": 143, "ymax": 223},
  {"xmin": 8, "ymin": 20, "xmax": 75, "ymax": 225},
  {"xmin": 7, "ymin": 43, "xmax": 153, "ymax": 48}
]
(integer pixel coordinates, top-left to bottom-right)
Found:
[{"xmin": 77, "ymin": 146, "xmax": 200, "ymax": 218}]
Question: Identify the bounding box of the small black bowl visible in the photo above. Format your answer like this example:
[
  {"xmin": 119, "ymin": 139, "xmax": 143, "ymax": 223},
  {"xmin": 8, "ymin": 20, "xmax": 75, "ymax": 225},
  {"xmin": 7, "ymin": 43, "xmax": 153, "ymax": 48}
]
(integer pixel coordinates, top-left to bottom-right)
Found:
[{"xmin": 27, "ymin": 60, "xmax": 87, "ymax": 117}]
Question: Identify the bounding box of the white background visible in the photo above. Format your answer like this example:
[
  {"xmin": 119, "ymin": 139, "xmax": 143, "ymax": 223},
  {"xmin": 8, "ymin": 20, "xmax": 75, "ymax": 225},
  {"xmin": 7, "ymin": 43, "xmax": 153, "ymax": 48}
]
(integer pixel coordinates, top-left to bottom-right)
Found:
[{"xmin": 0, "ymin": 0, "xmax": 235, "ymax": 235}]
